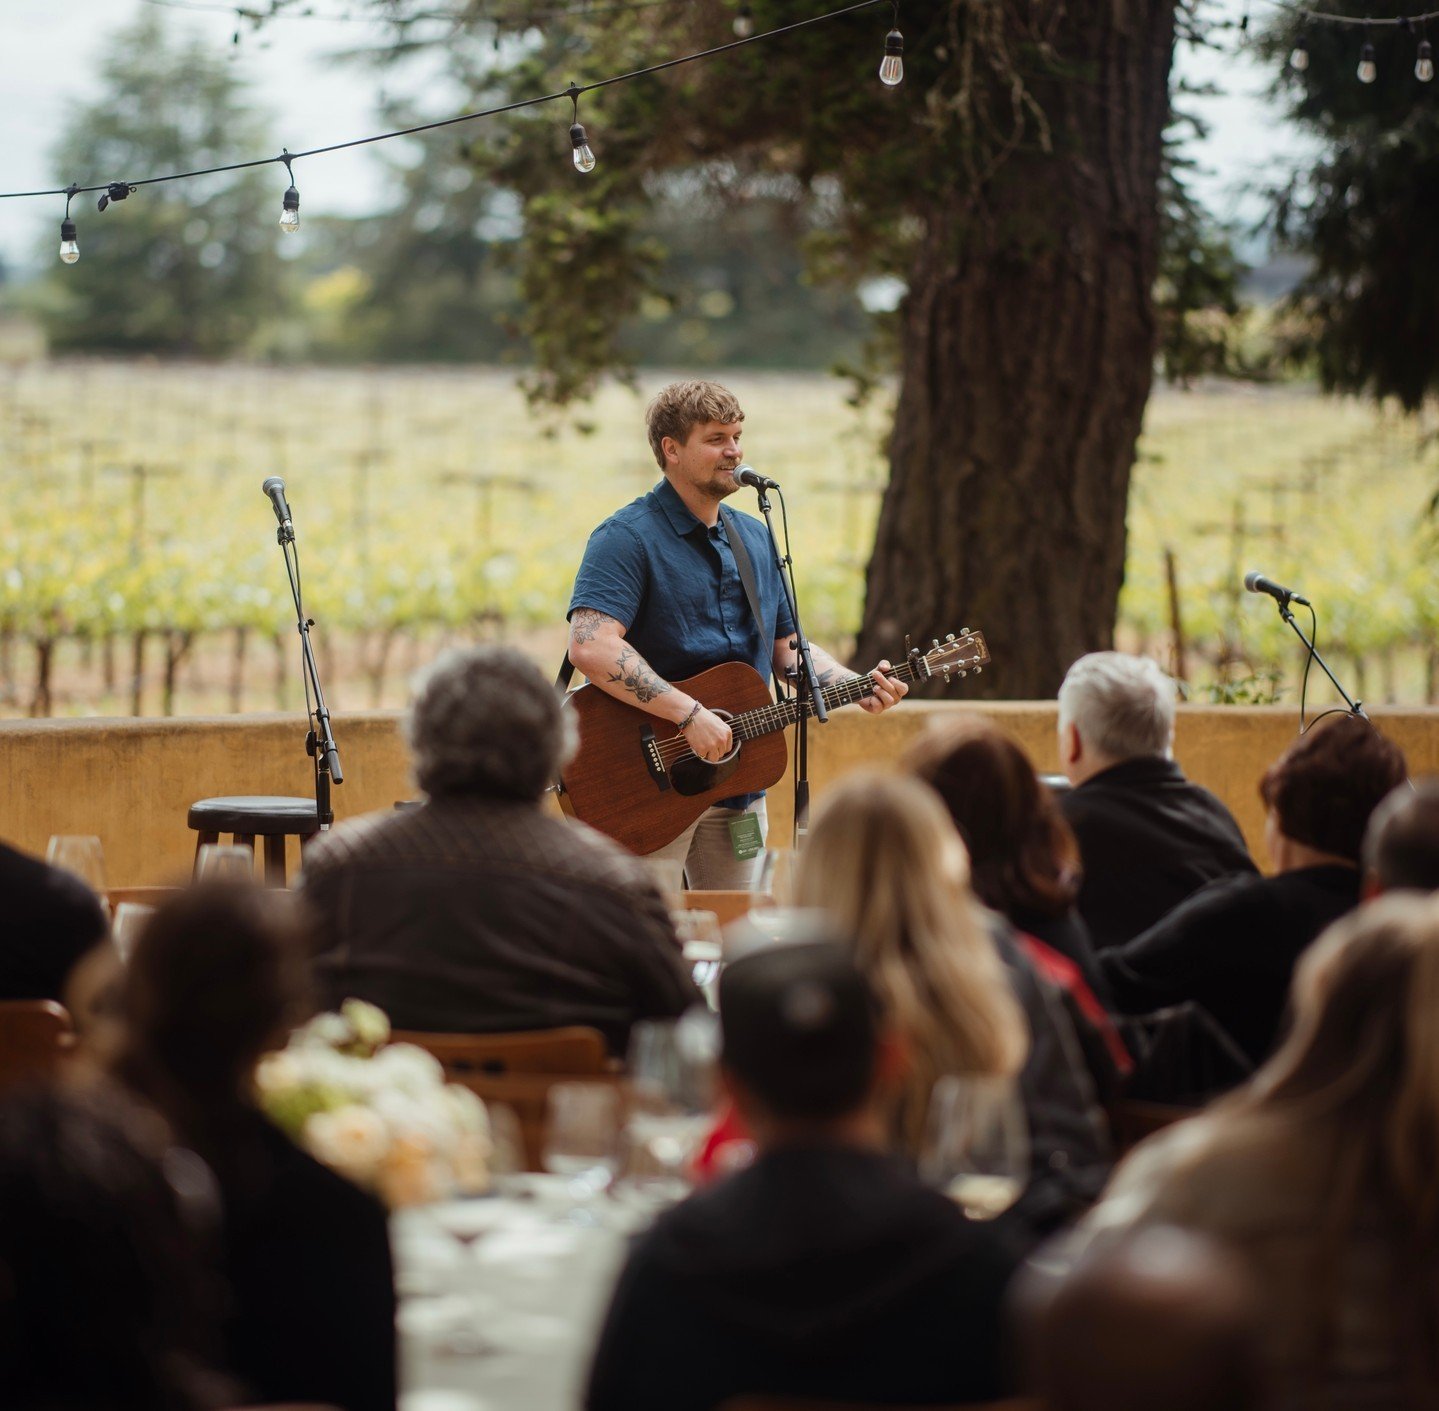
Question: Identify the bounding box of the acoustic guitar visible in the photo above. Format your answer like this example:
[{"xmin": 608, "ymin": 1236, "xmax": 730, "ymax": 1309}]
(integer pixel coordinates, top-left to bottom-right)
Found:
[{"xmin": 557, "ymin": 630, "xmax": 991, "ymax": 855}]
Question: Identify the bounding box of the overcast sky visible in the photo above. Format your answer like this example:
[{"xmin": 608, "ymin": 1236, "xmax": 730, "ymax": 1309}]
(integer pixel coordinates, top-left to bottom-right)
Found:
[{"xmin": 0, "ymin": 0, "xmax": 1314, "ymax": 277}]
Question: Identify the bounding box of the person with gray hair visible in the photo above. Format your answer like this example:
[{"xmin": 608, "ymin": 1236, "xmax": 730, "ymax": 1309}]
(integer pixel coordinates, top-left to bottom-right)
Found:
[
  {"xmin": 300, "ymin": 646, "xmax": 700, "ymax": 1051},
  {"xmin": 1057, "ymin": 652, "xmax": 1255, "ymax": 952}
]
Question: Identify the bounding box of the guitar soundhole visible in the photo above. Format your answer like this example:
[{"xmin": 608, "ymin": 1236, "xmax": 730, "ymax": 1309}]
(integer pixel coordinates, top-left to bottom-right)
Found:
[{"xmin": 670, "ymin": 740, "xmax": 741, "ymax": 797}]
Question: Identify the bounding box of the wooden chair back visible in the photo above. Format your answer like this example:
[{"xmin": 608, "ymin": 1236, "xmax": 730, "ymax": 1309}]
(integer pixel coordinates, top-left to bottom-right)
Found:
[
  {"xmin": 0, "ymin": 1000, "xmax": 75, "ymax": 1088},
  {"xmin": 389, "ymin": 1025, "xmax": 609, "ymax": 1077},
  {"xmin": 683, "ymin": 889, "xmax": 760, "ymax": 927},
  {"xmin": 453, "ymin": 1071, "xmax": 626, "ymax": 1171}
]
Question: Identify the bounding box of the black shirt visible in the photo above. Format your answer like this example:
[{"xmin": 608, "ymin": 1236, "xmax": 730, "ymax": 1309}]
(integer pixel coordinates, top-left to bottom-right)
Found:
[
  {"xmin": 586, "ymin": 1145, "xmax": 1020, "ymax": 1411},
  {"xmin": 1099, "ymin": 864, "xmax": 1361, "ymax": 1066},
  {"xmin": 0, "ymin": 840, "xmax": 108, "ymax": 1002},
  {"xmin": 1061, "ymin": 757, "xmax": 1257, "ymax": 952}
]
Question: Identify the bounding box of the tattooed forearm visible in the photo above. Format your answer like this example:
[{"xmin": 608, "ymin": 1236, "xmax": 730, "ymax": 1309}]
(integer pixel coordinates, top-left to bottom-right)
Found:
[
  {"xmin": 570, "ymin": 607, "xmax": 616, "ymax": 645},
  {"xmin": 817, "ymin": 665, "xmax": 844, "ymax": 686},
  {"xmin": 607, "ymin": 645, "xmax": 673, "ymax": 704}
]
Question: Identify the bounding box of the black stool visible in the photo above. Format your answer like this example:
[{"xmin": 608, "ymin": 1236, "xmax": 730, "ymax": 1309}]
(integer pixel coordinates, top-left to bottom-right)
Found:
[{"xmin": 188, "ymin": 796, "xmax": 320, "ymax": 887}]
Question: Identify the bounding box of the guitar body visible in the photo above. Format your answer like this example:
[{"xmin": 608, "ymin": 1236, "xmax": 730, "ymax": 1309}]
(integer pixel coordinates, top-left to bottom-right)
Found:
[{"xmin": 559, "ymin": 662, "xmax": 789, "ymax": 856}]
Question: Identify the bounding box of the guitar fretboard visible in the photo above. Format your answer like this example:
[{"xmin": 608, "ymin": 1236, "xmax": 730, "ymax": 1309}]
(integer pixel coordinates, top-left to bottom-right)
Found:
[{"xmin": 728, "ymin": 656, "xmax": 929, "ymax": 744}]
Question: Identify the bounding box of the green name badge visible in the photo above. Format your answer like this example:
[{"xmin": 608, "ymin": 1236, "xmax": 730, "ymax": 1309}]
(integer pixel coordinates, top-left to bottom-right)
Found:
[{"xmin": 728, "ymin": 812, "xmax": 765, "ymax": 861}]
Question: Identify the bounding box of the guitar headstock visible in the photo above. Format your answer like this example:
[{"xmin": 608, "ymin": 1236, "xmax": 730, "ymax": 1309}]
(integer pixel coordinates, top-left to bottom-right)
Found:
[{"xmin": 906, "ymin": 628, "xmax": 991, "ymax": 685}]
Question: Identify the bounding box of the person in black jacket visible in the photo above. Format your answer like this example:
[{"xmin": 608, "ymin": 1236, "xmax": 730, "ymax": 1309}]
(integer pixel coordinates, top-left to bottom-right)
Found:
[
  {"xmin": 1099, "ymin": 717, "xmax": 1408, "ymax": 1066},
  {"xmin": 586, "ymin": 939, "xmax": 1022, "ymax": 1411},
  {"xmin": 113, "ymin": 882, "xmax": 397, "ymax": 1411},
  {"xmin": 1056, "ymin": 653, "xmax": 1256, "ymax": 952},
  {"xmin": 0, "ymin": 838, "xmax": 108, "ymax": 1002}
]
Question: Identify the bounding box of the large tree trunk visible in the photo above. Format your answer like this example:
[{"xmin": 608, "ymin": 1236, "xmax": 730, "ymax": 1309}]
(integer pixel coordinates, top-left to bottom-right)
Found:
[{"xmin": 855, "ymin": 0, "xmax": 1176, "ymax": 699}]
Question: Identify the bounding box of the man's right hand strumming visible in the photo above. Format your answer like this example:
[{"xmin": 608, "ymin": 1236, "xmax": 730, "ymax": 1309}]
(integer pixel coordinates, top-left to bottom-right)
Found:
[{"xmin": 680, "ymin": 706, "xmax": 732, "ymax": 763}]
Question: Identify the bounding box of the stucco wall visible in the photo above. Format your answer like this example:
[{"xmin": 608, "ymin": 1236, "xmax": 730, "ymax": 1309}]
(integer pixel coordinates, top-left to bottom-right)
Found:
[{"xmin": 2, "ymin": 704, "xmax": 1435, "ymax": 886}]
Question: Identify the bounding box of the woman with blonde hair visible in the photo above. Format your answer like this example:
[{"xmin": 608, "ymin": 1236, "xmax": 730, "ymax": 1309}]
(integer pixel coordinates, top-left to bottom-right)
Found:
[
  {"xmin": 796, "ymin": 771, "xmax": 1113, "ymax": 1228},
  {"xmin": 1082, "ymin": 893, "xmax": 1439, "ymax": 1407}
]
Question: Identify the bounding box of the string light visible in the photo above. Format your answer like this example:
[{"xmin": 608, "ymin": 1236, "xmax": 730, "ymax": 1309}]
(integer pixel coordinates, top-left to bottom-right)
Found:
[
  {"xmin": 879, "ymin": 2, "xmax": 903, "ymax": 85},
  {"xmin": 1417, "ymin": 26, "xmax": 1434, "ymax": 78},
  {"xmin": 1358, "ymin": 29, "xmax": 1378, "ymax": 81},
  {"xmin": 567, "ymin": 85, "xmax": 596, "ymax": 173},
  {"xmin": 58, "ymin": 184, "xmax": 79, "ymax": 266},
  {"xmin": 1290, "ymin": 13, "xmax": 1310, "ymax": 68},
  {"xmin": 278, "ymin": 149, "xmax": 301, "ymax": 232},
  {"xmin": 733, "ymin": 2, "xmax": 754, "ymax": 37}
]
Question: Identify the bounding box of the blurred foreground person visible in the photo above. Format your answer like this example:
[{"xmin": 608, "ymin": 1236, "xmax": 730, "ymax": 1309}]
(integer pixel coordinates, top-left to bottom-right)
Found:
[
  {"xmin": 0, "ymin": 1083, "xmax": 233, "ymax": 1411},
  {"xmin": 1362, "ymin": 779, "xmax": 1439, "ymax": 896},
  {"xmin": 114, "ymin": 882, "xmax": 397, "ymax": 1411},
  {"xmin": 1027, "ymin": 1225, "xmax": 1265, "ymax": 1411},
  {"xmin": 301, "ymin": 646, "xmax": 698, "ymax": 1052},
  {"xmin": 1056, "ymin": 652, "xmax": 1256, "ymax": 950},
  {"xmin": 1100, "ymin": 717, "xmax": 1408, "ymax": 1065},
  {"xmin": 586, "ymin": 940, "xmax": 1020, "ymax": 1411},
  {"xmin": 797, "ymin": 770, "xmax": 1113, "ymax": 1228},
  {"xmin": 0, "ymin": 836, "xmax": 108, "ymax": 1002},
  {"xmin": 1083, "ymin": 894, "xmax": 1439, "ymax": 1409}
]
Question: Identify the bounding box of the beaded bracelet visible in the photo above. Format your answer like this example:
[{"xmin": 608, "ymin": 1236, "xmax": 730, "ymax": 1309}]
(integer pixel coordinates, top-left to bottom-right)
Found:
[{"xmin": 677, "ymin": 700, "xmax": 703, "ymax": 732}]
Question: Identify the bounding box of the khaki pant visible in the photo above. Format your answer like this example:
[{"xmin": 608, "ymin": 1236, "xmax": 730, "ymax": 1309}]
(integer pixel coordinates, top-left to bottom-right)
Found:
[{"xmin": 649, "ymin": 798, "xmax": 769, "ymax": 892}]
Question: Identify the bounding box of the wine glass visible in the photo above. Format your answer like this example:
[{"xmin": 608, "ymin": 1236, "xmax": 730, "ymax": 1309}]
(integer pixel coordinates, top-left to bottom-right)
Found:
[
  {"xmin": 543, "ymin": 1082, "xmax": 622, "ymax": 1224},
  {"xmin": 111, "ymin": 902, "xmax": 155, "ymax": 965},
  {"xmin": 671, "ymin": 909, "xmax": 723, "ymax": 999},
  {"xmin": 920, "ymin": 1075, "xmax": 1029, "ymax": 1220},
  {"xmin": 47, "ymin": 836, "xmax": 108, "ymax": 895},
  {"xmin": 195, "ymin": 843, "xmax": 254, "ymax": 882}
]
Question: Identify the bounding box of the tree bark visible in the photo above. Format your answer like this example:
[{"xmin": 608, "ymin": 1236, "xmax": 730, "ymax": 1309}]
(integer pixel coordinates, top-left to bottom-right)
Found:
[{"xmin": 855, "ymin": 0, "xmax": 1176, "ymax": 698}]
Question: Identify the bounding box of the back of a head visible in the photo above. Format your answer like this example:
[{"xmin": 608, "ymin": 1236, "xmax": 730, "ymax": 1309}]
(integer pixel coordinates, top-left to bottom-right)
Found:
[
  {"xmin": 406, "ymin": 644, "xmax": 575, "ymax": 801},
  {"xmin": 120, "ymin": 880, "xmax": 309, "ymax": 1101},
  {"xmin": 1057, "ymin": 652, "xmax": 1176, "ymax": 762},
  {"xmin": 1034, "ymin": 1226, "xmax": 1263, "ymax": 1411},
  {"xmin": 718, "ymin": 939, "xmax": 879, "ymax": 1125},
  {"xmin": 905, "ymin": 716, "xmax": 1078, "ymax": 918},
  {"xmin": 1363, "ymin": 779, "xmax": 1439, "ymax": 893},
  {"xmin": 0, "ymin": 1084, "xmax": 224, "ymax": 1410},
  {"xmin": 1260, "ymin": 717, "xmax": 1408, "ymax": 863}
]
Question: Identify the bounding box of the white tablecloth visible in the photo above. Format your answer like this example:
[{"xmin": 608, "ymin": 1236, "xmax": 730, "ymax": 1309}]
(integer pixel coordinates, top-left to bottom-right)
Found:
[{"xmin": 392, "ymin": 1178, "xmax": 634, "ymax": 1411}]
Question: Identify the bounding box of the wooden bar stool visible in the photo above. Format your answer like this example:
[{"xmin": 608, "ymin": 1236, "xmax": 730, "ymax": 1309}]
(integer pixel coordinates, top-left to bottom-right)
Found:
[{"xmin": 187, "ymin": 795, "xmax": 320, "ymax": 887}]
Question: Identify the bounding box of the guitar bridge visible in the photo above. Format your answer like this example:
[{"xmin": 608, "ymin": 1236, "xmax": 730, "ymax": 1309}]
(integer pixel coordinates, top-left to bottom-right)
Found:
[{"xmin": 641, "ymin": 726, "xmax": 672, "ymax": 792}]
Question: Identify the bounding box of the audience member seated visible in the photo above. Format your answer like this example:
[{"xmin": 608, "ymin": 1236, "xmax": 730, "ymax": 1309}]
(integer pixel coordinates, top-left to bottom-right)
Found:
[
  {"xmin": 796, "ymin": 771, "xmax": 1114, "ymax": 1233},
  {"xmin": 585, "ymin": 939, "xmax": 1021, "ymax": 1411},
  {"xmin": 1056, "ymin": 653, "xmax": 1256, "ymax": 950},
  {"xmin": 1362, "ymin": 778, "xmax": 1439, "ymax": 896},
  {"xmin": 1099, "ymin": 717, "xmax": 1407, "ymax": 1066},
  {"xmin": 1025, "ymin": 1225, "xmax": 1265, "ymax": 1411},
  {"xmin": 1080, "ymin": 894, "xmax": 1439, "ymax": 1409},
  {"xmin": 113, "ymin": 882, "xmax": 397, "ymax": 1411},
  {"xmin": 0, "ymin": 1082, "xmax": 236, "ymax": 1411},
  {"xmin": 0, "ymin": 838, "xmax": 108, "ymax": 1002},
  {"xmin": 301, "ymin": 646, "xmax": 700, "ymax": 1052}
]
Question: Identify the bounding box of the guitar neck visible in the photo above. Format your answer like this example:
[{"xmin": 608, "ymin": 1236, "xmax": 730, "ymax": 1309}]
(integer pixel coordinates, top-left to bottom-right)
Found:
[{"xmin": 729, "ymin": 657, "xmax": 926, "ymax": 743}]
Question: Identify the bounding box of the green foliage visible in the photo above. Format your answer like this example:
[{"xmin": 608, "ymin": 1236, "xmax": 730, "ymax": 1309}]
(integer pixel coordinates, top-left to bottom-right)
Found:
[
  {"xmin": 1256, "ymin": 14, "xmax": 1439, "ymax": 410},
  {"xmin": 39, "ymin": 11, "xmax": 285, "ymax": 357}
]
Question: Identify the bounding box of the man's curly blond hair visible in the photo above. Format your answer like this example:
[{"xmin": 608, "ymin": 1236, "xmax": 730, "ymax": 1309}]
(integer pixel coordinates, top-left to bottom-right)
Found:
[{"xmin": 645, "ymin": 380, "xmax": 744, "ymax": 469}]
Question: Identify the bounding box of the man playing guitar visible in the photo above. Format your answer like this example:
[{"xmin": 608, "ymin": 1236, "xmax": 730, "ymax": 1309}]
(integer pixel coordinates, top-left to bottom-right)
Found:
[{"xmin": 566, "ymin": 379, "xmax": 906, "ymax": 888}]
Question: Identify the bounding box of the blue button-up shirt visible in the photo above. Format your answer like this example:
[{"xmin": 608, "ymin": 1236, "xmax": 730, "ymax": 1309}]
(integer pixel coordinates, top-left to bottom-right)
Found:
[{"xmin": 568, "ymin": 477, "xmax": 798, "ymax": 807}]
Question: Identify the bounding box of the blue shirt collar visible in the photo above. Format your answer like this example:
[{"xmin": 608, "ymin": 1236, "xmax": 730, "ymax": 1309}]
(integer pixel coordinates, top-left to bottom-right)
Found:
[{"xmin": 653, "ymin": 476, "xmax": 723, "ymax": 538}]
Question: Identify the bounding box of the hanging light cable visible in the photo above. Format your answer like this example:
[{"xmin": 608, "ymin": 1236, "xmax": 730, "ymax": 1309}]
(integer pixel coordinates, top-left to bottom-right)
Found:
[{"xmin": 567, "ymin": 85, "xmax": 596, "ymax": 173}]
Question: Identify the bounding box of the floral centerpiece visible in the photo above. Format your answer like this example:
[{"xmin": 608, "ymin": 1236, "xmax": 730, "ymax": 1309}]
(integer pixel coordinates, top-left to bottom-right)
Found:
[{"xmin": 257, "ymin": 998, "xmax": 491, "ymax": 1208}]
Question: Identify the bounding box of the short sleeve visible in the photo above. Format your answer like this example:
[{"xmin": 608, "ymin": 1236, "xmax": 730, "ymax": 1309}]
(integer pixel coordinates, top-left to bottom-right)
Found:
[{"xmin": 567, "ymin": 521, "xmax": 648, "ymax": 630}]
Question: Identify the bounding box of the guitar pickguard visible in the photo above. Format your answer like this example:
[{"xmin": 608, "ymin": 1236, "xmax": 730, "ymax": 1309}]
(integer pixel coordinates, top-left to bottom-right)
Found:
[{"xmin": 669, "ymin": 752, "xmax": 739, "ymax": 797}]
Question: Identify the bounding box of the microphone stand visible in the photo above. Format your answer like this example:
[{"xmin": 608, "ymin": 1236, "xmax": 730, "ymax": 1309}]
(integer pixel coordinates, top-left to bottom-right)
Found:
[
  {"xmin": 752, "ymin": 483, "xmax": 826, "ymax": 847},
  {"xmin": 273, "ymin": 515, "xmax": 343, "ymax": 829},
  {"xmin": 1269, "ymin": 595, "xmax": 1368, "ymax": 724}
]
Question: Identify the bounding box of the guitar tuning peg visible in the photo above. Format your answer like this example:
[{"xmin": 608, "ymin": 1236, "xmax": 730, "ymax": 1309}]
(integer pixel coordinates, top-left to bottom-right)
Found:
[
  {"xmin": 942, "ymin": 667, "xmax": 951, "ymax": 683},
  {"xmin": 945, "ymin": 633, "xmax": 955, "ymax": 643},
  {"xmin": 973, "ymin": 666, "xmax": 982, "ymax": 675},
  {"xmin": 904, "ymin": 632, "xmax": 914, "ymax": 658},
  {"xmin": 959, "ymin": 626, "xmax": 970, "ymax": 636},
  {"xmin": 932, "ymin": 638, "xmax": 941, "ymax": 650},
  {"xmin": 957, "ymin": 669, "xmax": 967, "ymax": 678}
]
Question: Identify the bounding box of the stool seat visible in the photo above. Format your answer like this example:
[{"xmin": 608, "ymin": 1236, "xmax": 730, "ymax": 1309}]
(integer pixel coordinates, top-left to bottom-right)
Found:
[{"xmin": 187, "ymin": 796, "xmax": 319, "ymax": 834}]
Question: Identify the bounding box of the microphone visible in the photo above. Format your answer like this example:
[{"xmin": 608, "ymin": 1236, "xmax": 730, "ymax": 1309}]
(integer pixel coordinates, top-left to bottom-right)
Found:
[
  {"xmin": 262, "ymin": 477, "xmax": 294, "ymax": 537},
  {"xmin": 732, "ymin": 462, "xmax": 780, "ymax": 491},
  {"xmin": 1244, "ymin": 571, "xmax": 1311, "ymax": 608}
]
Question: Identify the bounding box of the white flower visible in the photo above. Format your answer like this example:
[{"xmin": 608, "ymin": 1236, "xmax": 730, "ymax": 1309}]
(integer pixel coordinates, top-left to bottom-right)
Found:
[
  {"xmin": 254, "ymin": 1050, "xmax": 302, "ymax": 1096},
  {"xmin": 304, "ymin": 1105, "xmax": 390, "ymax": 1183},
  {"xmin": 341, "ymin": 998, "xmax": 391, "ymax": 1048},
  {"xmin": 370, "ymin": 1042, "xmax": 446, "ymax": 1093}
]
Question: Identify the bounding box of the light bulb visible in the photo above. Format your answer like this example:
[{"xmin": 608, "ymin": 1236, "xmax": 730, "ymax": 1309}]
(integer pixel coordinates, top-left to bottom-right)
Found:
[
  {"xmin": 570, "ymin": 122, "xmax": 596, "ymax": 174},
  {"xmin": 279, "ymin": 184, "xmax": 300, "ymax": 233},
  {"xmin": 879, "ymin": 28, "xmax": 904, "ymax": 86},
  {"xmin": 1417, "ymin": 39, "xmax": 1434, "ymax": 81},
  {"xmin": 1357, "ymin": 42, "xmax": 1377, "ymax": 83},
  {"xmin": 59, "ymin": 217, "xmax": 79, "ymax": 265},
  {"xmin": 732, "ymin": 4, "xmax": 754, "ymax": 37},
  {"xmin": 1290, "ymin": 42, "xmax": 1309, "ymax": 71}
]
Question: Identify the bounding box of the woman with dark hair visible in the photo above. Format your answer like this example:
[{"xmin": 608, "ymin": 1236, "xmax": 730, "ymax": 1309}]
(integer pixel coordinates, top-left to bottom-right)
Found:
[
  {"xmin": 1083, "ymin": 894, "xmax": 1439, "ymax": 1408},
  {"xmin": 1097, "ymin": 717, "xmax": 1408, "ymax": 1066},
  {"xmin": 113, "ymin": 881, "xmax": 397, "ymax": 1411}
]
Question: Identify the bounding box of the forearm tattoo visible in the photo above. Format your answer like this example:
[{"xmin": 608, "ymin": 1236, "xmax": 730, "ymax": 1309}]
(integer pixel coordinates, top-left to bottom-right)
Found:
[
  {"xmin": 608, "ymin": 645, "xmax": 673, "ymax": 703},
  {"xmin": 570, "ymin": 607, "xmax": 615, "ymax": 645}
]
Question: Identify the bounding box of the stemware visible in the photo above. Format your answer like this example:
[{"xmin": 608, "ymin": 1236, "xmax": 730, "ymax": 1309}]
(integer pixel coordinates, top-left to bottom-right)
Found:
[
  {"xmin": 920, "ymin": 1075, "xmax": 1029, "ymax": 1221},
  {"xmin": 46, "ymin": 835, "xmax": 108, "ymax": 895},
  {"xmin": 110, "ymin": 902, "xmax": 155, "ymax": 964},
  {"xmin": 542, "ymin": 1082, "xmax": 622, "ymax": 1224},
  {"xmin": 194, "ymin": 843, "xmax": 255, "ymax": 881}
]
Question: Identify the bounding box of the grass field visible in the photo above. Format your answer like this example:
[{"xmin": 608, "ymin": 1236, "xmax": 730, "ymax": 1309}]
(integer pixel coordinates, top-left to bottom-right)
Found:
[{"xmin": 1, "ymin": 360, "xmax": 1436, "ymax": 716}]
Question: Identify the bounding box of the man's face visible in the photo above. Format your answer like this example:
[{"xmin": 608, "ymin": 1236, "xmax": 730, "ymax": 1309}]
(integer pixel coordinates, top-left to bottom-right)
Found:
[{"xmin": 664, "ymin": 419, "xmax": 744, "ymax": 501}]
